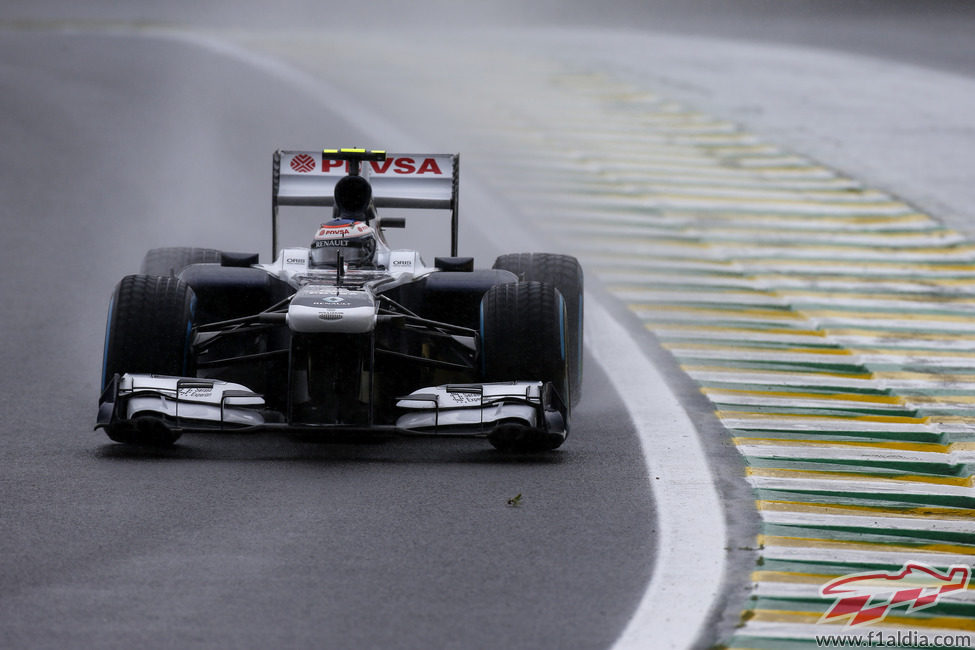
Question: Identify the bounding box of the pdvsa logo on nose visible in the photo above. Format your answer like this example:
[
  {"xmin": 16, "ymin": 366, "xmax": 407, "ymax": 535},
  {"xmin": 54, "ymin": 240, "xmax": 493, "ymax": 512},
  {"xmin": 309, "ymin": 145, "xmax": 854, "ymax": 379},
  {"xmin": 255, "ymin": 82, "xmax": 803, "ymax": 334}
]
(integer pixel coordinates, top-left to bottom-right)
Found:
[{"xmin": 819, "ymin": 562, "xmax": 971, "ymax": 627}]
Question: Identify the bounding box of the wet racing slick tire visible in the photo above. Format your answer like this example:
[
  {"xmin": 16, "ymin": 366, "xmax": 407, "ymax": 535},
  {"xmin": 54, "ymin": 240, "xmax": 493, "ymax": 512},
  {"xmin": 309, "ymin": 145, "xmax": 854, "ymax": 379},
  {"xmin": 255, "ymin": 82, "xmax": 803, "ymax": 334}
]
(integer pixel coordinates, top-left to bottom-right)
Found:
[
  {"xmin": 493, "ymin": 253, "xmax": 583, "ymax": 406},
  {"xmin": 140, "ymin": 246, "xmax": 222, "ymax": 277},
  {"xmin": 479, "ymin": 280, "xmax": 568, "ymax": 452},
  {"xmin": 100, "ymin": 274, "xmax": 196, "ymax": 446}
]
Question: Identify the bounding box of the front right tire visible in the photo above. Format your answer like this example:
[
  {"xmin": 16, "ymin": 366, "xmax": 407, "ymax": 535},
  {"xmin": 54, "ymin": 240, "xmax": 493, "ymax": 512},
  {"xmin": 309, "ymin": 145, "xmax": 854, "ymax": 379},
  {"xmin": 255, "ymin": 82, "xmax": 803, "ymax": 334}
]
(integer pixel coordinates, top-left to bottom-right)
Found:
[
  {"xmin": 479, "ymin": 281, "xmax": 568, "ymax": 451},
  {"xmin": 493, "ymin": 253, "xmax": 583, "ymax": 406}
]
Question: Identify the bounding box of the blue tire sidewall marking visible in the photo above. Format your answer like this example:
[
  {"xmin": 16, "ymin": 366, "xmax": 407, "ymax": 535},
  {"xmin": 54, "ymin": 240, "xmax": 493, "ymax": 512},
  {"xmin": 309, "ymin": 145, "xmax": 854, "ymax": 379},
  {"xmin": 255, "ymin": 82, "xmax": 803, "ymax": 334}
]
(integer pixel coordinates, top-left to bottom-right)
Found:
[
  {"xmin": 577, "ymin": 291, "xmax": 583, "ymax": 384},
  {"xmin": 101, "ymin": 294, "xmax": 115, "ymax": 389},
  {"xmin": 479, "ymin": 300, "xmax": 487, "ymax": 377},
  {"xmin": 183, "ymin": 294, "xmax": 196, "ymax": 376},
  {"xmin": 558, "ymin": 293, "xmax": 566, "ymax": 362}
]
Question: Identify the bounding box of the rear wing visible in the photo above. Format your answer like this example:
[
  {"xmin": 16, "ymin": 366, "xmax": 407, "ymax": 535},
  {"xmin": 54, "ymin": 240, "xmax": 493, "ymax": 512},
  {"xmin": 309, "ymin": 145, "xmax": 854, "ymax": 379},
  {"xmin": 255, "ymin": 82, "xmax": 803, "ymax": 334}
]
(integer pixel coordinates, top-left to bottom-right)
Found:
[{"xmin": 271, "ymin": 149, "xmax": 460, "ymax": 257}]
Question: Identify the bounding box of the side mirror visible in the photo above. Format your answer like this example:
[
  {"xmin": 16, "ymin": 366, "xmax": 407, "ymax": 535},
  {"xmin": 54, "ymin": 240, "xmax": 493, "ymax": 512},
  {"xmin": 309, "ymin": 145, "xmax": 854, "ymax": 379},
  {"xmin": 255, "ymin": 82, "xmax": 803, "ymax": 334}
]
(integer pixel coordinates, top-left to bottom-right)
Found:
[{"xmin": 377, "ymin": 218, "xmax": 406, "ymax": 230}]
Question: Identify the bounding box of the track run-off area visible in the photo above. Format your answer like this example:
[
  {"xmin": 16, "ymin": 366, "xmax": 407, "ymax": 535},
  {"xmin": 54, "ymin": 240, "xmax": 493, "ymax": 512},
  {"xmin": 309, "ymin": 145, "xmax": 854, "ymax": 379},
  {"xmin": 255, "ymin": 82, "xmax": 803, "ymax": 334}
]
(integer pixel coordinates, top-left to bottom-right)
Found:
[{"xmin": 233, "ymin": 28, "xmax": 975, "ymax": 647}]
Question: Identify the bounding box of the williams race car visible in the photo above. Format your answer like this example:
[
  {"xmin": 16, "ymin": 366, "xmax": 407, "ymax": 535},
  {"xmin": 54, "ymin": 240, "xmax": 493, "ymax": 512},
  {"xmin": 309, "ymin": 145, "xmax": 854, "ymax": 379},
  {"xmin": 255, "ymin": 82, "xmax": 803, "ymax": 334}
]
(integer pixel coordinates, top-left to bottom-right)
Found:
[{"xmin": 97, "ymin": 149, "xmax": 583, "ymax": 451}]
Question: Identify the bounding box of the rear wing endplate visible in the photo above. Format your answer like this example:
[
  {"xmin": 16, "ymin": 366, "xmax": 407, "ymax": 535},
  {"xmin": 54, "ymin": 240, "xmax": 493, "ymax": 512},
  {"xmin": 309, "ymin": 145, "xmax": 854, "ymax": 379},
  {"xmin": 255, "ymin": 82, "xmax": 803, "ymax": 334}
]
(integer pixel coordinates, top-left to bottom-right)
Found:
[{"xmin": 272, "ymin": 149, "xmax": 460, "ymax": 257}]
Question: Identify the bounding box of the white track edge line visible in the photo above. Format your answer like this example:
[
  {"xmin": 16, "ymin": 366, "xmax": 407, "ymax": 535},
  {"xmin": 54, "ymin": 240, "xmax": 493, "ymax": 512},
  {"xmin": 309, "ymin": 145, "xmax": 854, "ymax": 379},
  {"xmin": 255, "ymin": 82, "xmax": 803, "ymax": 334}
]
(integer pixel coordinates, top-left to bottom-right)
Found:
[{"xmin": 589, "ymin": 298, "xmax": 728, "ymax": 650}]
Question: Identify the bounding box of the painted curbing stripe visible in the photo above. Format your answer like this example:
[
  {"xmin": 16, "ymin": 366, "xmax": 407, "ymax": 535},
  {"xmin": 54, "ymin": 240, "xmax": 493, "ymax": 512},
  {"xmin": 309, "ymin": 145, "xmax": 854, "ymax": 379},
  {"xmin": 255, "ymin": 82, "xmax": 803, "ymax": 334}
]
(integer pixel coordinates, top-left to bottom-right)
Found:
[
  {"xmin": 757, "ymin": 500, "xmax": 975, "ymax": 520},
  {"xmin": 528, "ymin": 183, "xmax": 898, "ymax": 204},
  {"xmin": 758, "ymin": 510, "xmax": 975, "ymax": 534},
  {"xmin": 552, "ymin": 222, "xmax": 963, "ymax": 247},
  {"xmin": 760, "ymin": 547, "xmax": 975, "ymax": 567},
  {"xmin": 685, "ymin": 368, "xmax": 882, "ymax": 391},
  {"xmin": 746, "ymin": 479, "xmax": 975, "ymax": 500},
  {"xmin": 521, "ymin": 203, "xmax": 944, "ymax": 226},
  {"xmin": 742, "ymin": 614, "xmax": 975, "ymax": 635},
  {"xmin": 617, "ymin": 289, "xmax": 789, "ymax": 307}
]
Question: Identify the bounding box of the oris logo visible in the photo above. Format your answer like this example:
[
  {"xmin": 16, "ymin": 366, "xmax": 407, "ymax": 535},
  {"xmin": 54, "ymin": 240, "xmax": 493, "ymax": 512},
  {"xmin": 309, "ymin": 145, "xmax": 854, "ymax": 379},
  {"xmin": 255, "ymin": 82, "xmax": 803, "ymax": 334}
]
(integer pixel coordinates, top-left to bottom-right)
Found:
[{"xmin": 286, "ymin": 257, "xmax": 305, "ymax": 265}]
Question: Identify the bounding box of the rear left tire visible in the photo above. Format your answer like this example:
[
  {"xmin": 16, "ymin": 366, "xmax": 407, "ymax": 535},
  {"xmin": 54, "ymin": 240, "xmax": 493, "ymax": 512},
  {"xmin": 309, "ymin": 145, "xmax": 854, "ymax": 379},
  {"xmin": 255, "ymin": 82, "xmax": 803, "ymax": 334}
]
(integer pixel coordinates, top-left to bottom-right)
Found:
[{"xmin": 140, "ymin": 246, "xmax": 221, "ymax": 277}]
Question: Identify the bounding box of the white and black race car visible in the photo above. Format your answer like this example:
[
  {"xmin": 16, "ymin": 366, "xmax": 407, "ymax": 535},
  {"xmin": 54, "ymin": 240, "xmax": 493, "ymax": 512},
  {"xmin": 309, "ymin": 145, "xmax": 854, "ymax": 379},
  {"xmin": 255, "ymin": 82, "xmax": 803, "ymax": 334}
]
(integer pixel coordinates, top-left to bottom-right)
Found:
[{"xmin": 97, "ymin": 149, "xmax": 583, "ymax": 451}]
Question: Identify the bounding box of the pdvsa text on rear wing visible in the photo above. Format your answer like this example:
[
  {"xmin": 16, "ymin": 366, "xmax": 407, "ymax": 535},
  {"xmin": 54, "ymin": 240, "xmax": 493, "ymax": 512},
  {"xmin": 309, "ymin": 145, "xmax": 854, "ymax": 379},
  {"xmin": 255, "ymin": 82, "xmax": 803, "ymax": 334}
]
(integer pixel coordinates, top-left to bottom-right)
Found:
[{"xmin": 272, "ymin": 149, "xmax": 459, "ymax": 256}]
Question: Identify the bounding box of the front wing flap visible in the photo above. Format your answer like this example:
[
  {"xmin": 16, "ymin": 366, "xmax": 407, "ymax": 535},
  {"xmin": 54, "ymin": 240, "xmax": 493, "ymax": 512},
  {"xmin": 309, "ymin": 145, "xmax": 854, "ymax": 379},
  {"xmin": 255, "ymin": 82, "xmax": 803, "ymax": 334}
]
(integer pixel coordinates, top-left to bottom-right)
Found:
[
  {"xmin": 96, "ymin": 375, "xmax": 567, "ymax": 448},
  {"xmin": 96, "ymin": 374, "xmax": 267, "ymax": 432},
  {"xmin": 395, "ymin": 381, "xmax": 568, "ymax": 449}
]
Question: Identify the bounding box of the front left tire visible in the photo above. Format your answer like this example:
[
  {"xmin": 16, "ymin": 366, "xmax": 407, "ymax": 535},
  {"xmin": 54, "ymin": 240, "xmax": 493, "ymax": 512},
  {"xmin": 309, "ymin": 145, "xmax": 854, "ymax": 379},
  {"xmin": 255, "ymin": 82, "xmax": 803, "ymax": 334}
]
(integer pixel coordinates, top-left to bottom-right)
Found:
[{"xmin": 100, "ymin": 274, "xmax": 196, "ymax": 445}]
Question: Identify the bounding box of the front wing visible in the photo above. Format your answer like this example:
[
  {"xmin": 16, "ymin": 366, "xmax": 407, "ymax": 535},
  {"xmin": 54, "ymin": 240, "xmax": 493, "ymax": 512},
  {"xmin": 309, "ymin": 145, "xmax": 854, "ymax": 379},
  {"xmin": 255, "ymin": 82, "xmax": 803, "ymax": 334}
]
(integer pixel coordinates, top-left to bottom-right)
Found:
[{"xmin": 96, "ymin": 374, "xmax": 567, "ymax": 447}]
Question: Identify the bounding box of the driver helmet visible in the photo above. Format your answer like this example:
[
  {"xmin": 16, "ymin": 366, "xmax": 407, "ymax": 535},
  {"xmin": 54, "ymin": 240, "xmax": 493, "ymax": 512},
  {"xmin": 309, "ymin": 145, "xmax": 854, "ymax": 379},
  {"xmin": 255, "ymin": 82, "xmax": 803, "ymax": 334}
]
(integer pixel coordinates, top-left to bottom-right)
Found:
[{"xmin": 309, "ymin": 219, "xmax": 376, "ymax": 268}]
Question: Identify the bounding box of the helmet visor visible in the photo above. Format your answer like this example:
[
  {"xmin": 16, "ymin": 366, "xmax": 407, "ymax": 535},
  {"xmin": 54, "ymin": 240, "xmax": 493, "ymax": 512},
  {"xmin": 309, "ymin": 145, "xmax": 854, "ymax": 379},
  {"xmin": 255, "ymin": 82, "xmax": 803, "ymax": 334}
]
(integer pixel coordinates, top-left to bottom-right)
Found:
[{"xmin": 309, "ymin": 236, "xmax": 375, "ymax": 267}]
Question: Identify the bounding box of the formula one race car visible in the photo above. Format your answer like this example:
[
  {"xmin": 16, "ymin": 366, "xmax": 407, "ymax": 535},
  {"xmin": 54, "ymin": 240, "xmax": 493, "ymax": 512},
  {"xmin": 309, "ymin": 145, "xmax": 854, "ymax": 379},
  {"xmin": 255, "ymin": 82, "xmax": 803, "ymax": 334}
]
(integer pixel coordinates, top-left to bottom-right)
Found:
[{"xmin": 96, "ymin": 149, "xmax": 583, "ymax": 451}]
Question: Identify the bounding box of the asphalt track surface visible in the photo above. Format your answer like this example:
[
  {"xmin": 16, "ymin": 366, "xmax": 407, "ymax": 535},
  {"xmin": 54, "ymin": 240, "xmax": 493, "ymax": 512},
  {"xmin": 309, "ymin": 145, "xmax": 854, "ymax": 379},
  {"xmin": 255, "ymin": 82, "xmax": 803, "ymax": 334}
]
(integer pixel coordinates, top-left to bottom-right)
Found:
[
  {"xmin": 3, "ymin": 2, "xmax": 975, "ymax": 649},
  {"xmin": 0, "ymin": 25, "xmax": 655, "ymax": 650}
]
